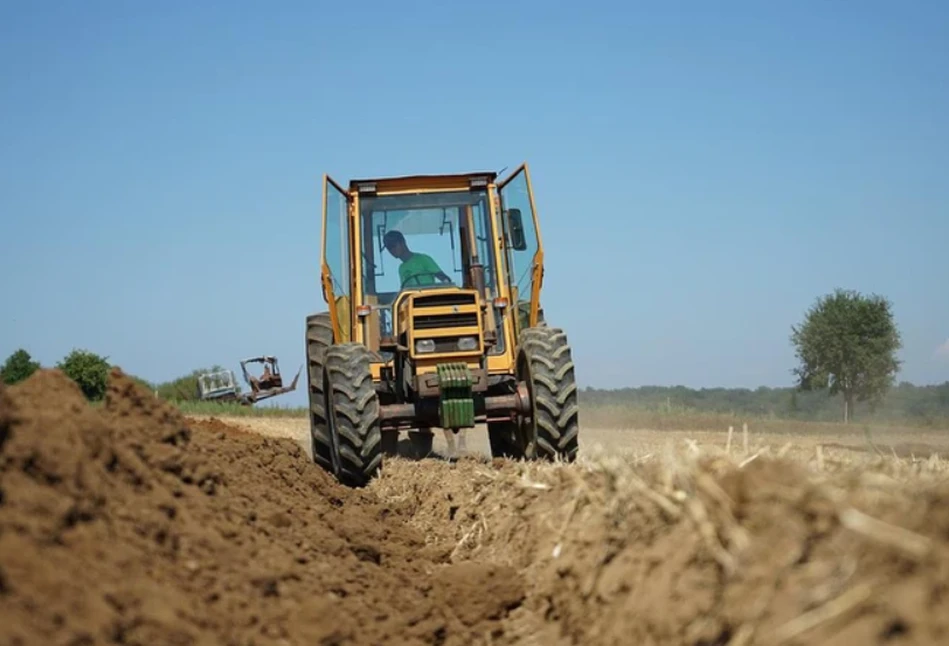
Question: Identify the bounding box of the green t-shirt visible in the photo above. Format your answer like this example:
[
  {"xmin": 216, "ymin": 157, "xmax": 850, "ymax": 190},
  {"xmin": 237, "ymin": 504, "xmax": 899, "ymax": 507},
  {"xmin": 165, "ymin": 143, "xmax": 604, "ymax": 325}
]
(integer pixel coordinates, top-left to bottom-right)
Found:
[{"xmin": 399, "ymin": 252, "xmax": 443, "ymax": 287}]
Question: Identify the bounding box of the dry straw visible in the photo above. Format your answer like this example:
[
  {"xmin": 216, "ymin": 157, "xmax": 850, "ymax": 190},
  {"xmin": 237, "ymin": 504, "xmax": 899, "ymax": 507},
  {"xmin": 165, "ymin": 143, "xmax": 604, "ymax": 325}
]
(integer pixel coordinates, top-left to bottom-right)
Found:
[{"xmin": 366, "ymin": 428, "xmax": 949, "ymax": 644}]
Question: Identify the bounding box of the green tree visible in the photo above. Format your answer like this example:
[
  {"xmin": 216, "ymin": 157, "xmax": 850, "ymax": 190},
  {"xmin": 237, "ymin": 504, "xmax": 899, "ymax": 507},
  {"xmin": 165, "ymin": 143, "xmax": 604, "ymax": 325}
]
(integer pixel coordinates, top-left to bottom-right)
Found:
[
  {"xmin": 1, "ymin": 348, "xmax": 41, "ymax": 385},
  {"xmin": 790, "ymin": 289, "xmax": 902, "ymax": 423},
  {"xmin": 57, "ymin": 349, "xmax": 111, "ymax": 401}
]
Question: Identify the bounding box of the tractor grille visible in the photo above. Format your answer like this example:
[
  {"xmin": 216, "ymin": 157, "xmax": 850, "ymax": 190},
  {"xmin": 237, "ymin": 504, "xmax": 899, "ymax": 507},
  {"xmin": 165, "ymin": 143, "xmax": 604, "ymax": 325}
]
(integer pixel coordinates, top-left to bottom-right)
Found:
[
  {"xmin": 409, "ymin": 291, "xmax": 482, "ymax": 355},
  {"xmin": 411, "ymin": 293, "xmax": 479, "ymax": 332},
  {"xmin": 414, "ymin": 313, "xmax": 479, "ymax": 330},
  {"xmin": 412, "ymin": 292, "xmax": 477, "ymax": 308}
]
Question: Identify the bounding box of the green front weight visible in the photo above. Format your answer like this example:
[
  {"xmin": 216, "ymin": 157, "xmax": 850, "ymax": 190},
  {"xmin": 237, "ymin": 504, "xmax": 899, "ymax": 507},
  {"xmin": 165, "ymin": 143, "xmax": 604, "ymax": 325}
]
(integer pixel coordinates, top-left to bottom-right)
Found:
[{"xmin": 437, "ymin": 362, "xmax": 475, "ymax": 429}]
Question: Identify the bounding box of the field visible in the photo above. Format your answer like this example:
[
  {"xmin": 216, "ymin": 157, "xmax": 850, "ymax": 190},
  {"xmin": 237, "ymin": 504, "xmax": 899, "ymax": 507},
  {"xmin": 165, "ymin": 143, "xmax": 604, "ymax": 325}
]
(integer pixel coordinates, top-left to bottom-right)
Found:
[
  {"xmin": 3, "ymin": 369, "xmax": 949, "ymax": 645},
  {"xmin": 186, "ymin": 414, "xmax": 949, "ymax": 465}
]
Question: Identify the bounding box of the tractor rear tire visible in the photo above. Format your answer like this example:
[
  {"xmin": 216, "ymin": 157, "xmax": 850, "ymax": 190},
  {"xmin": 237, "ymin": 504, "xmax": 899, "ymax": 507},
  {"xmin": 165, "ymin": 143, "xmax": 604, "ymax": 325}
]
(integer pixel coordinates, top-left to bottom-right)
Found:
[
  {"xmin": 324, "ymin": 343, "xmax": 383, "ymax": 487},
  {"xmin": 305, "ymin": 312, "xmax": 335, "ymax": 473},
  {"xmin": 517, "ymin": 326, "xmax": 580, "ymax": 462}
]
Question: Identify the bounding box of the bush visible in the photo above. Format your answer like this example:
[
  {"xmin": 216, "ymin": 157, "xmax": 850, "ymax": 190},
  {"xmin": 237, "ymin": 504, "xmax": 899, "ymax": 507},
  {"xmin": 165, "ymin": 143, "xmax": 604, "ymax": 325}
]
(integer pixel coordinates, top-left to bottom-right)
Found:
[
  {"xmin": 1, "ymin": 349, "xmax": 41, "ymax": 385},
  {"xmin": 57, "ymin": 349, "xmax": 111, "ymax": 401}
]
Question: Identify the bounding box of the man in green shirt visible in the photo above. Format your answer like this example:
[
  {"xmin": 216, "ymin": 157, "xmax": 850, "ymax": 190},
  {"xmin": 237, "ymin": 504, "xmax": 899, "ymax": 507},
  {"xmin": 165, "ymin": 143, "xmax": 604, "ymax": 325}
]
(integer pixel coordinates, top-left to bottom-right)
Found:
[{"xmin": 383, "ymin": 230, "xmax": 452, "ymax": 288}]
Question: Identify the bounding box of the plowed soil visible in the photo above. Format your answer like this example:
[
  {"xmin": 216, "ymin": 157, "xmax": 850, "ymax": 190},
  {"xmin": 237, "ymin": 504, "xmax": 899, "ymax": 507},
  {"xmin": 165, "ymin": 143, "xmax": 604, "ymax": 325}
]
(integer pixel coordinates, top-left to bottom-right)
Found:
[{"xmin": 3, "ymin": 370, "xmax": 949, "ymax": 645}]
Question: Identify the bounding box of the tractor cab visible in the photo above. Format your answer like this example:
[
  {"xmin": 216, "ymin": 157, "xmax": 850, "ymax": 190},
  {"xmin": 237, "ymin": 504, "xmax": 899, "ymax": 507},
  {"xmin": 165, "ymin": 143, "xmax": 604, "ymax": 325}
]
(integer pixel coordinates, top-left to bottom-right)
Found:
[
  {"xmin": 241, "ymin": 355, "xmax": 283, "ymax": 392},
  {"xmin": 356, "ymin": 178, "xmax": 505, "ymax": 356}
]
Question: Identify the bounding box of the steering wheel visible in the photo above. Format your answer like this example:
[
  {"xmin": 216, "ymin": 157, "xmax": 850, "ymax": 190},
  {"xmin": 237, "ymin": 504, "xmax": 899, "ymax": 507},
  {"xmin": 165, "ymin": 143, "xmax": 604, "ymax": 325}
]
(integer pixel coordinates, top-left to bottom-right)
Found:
[{"xmin": 400, "ymin": 272, "xmax": 452, "ymax": 289}]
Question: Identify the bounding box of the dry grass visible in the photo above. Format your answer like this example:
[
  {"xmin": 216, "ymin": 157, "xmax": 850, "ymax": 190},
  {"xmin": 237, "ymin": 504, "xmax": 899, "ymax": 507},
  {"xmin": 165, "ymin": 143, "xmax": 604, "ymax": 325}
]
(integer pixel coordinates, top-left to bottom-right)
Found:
[
  {"xmin": 184, "ymin": 414, "xmax": 310, "ymax": 444},
  {"xmin": 177, "ymin": 399, "xmax": 949, "ymax": 433},
  {"xmin": 370, "ymin": 428, "xmax": 949, "ymax": 561},
  {"xmin": 369, "ymin": 436, "xmax": 949, "ymax": 644},
  {"xmin": 197, "ymin": 411, "xmax": 949, "ymax": 644},
  {"xmin": 188, "ymin": 414, "xmax": 949, "ymax": 468},
  {"xmin": 581, "ymin": 405, "xmax": 949, "ymax": 434}
]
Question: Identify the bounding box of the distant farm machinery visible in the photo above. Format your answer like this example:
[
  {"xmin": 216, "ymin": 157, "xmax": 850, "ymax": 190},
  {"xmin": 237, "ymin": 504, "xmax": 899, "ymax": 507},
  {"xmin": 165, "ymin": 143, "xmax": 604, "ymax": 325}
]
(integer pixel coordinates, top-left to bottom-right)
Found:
[{"xmin": 196, "ymin": 356, "xmax": 301, "ymax": 406}]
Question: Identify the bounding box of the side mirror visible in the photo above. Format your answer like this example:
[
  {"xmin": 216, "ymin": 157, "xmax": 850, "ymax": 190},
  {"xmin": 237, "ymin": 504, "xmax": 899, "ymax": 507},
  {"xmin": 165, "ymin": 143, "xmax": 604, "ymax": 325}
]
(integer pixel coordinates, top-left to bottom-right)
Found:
[{"xmin": 506, "ymin": 208, "xmax": 528, "ymax": 251}]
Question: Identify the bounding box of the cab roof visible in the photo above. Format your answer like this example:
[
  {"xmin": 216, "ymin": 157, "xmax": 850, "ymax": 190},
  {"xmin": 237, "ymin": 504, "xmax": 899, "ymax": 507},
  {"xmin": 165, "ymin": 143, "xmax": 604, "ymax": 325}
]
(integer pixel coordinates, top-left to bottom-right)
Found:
[{"xmin": 348, "ymin": 171, "xmax": 498, "ymax": 194}]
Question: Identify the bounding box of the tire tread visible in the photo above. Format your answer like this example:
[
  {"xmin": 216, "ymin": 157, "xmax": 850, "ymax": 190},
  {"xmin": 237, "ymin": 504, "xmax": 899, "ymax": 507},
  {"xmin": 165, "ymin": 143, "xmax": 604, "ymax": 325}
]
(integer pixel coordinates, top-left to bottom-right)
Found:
[
  {"xmin": 305, "ymin": 313, "xmax": 335, "ymax": 471},
  {"xmin": 324, "ymin": 343, "xmax": 383, "ymax": 487},
  {"xmin": 519, "ymin": 326, "xmax": 580, "ymax": 462}
]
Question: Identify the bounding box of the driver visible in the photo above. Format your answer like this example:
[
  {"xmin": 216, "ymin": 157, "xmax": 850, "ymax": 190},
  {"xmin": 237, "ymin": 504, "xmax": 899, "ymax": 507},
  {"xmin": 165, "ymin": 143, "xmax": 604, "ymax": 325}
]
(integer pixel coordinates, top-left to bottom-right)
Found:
[
  {"xmin": 250, "ymin": 362, "xmax": 272, "ymax": 392},
  {"xmin": 383, "ymin": 230, "xmax": 451, "ymax": 288}
]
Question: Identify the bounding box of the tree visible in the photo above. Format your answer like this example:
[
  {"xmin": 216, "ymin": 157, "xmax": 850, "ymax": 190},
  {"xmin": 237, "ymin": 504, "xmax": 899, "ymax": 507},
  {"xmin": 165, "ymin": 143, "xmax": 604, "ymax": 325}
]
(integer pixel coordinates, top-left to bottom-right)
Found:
[
  {"xmin": 57, "ymin": 349, "xmax": 111, "ymax": 401},
  {"xmin": 1, "ymin": 349, "xmax": 41, "ymax": 385},
  {"xmin": 790, "ymin": 289, "xmax": 902, "ymax": 423}
]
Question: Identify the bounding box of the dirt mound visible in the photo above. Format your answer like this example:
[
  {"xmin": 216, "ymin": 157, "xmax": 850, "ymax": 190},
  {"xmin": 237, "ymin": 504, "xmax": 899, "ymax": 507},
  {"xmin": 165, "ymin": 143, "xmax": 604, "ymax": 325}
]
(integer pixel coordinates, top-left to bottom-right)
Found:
[
  {"xmin": 5, "ymin": 367, "xmax": 949, "ymax": 645},
  {"xmin": 0, "ymin": 369, "xmax": 524, "ymax": 645},
  {"xmin": 373, "ymin": 451, "xmax": 949, "ymax": 645}
]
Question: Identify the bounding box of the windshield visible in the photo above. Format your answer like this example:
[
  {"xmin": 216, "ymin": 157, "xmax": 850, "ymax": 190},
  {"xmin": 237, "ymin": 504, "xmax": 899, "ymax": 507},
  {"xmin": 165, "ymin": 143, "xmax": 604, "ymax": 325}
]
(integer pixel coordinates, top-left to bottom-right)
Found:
[
  {"xmin": 358, "ymin": 188, "xmax": 502, "ymax": 355},
  {"xmin": 360, "ymin": 189, "xmax": 498, "ymax": 304}
]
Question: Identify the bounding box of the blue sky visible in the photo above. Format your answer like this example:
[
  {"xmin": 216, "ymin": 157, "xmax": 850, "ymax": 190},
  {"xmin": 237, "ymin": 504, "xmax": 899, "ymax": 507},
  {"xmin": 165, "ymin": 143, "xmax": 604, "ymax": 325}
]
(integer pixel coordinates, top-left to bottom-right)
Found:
[{"xmin": 1, "ymin": 1, "xmax": 947, "ymax": 407}]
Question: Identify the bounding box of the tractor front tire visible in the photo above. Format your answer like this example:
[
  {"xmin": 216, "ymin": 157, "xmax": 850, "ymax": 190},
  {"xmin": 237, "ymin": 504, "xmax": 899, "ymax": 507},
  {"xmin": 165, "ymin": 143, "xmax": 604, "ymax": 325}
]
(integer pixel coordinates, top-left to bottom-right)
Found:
[
  {"xmin": 518, "ymin": 326, "xmax": 580, "ymax": 462},
  {"xmin": 305, "ymin": 312, "xmax": 335, "ymax": 473},
  {"xmin": 324, "ymin": 343, "xmax": 383, "ymax": 487}
]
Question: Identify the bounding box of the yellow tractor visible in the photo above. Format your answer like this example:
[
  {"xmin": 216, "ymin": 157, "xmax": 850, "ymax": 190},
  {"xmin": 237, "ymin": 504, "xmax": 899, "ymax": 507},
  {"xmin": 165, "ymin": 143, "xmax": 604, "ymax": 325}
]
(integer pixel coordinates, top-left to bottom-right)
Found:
[{"xmin": 305, "ymin": 163, "xmax": 579, "ymax": 486}]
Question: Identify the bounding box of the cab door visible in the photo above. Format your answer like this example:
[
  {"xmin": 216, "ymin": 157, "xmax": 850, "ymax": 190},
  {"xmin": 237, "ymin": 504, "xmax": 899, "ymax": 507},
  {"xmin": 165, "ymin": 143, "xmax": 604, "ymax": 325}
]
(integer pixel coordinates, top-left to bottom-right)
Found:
[
  {"xmin": 497, "ymin": 163, "xmax": 544, "ymax": 334},
  {"xmin": 321, "ymin": 174, "xmax": 353, "ymax": 342}
]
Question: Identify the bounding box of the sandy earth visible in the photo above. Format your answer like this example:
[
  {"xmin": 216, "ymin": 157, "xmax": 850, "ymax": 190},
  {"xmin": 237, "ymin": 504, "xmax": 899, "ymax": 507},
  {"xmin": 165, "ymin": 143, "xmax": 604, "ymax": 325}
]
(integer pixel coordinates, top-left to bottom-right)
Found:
[{"xmin": 4, "ymin": 370, "xmax": 949, "ymax": 645}]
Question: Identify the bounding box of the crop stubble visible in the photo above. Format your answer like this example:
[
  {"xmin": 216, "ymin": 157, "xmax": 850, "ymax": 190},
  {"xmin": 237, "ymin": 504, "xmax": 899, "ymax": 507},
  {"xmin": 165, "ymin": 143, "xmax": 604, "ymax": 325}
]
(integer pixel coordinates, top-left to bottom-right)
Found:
[{"xmin": 2, "ymin": 370, "xmax": 949, "ymax": 645}]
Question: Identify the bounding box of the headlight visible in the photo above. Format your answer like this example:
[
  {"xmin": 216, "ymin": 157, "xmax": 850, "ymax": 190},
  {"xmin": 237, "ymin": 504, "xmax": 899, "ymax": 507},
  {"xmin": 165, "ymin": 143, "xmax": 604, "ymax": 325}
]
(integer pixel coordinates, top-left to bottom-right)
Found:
[
  {"xmin": 456, "ymin": 336, "xmax": 478, "ymax": 351},
  {"xmin": 415, "ymin": 339, "xmax": 436, "ymax": 353}
]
